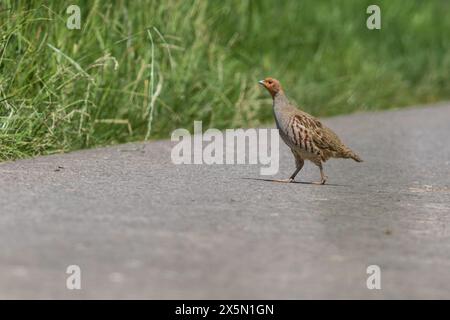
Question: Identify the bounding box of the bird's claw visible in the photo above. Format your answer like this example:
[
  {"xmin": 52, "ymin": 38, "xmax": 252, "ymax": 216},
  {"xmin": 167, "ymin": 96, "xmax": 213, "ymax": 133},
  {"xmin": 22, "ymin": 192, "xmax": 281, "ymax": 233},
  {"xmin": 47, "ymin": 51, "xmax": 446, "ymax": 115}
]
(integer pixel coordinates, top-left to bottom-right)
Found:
[
  {"xmin": 312, "ymin": 178, "xmax": 327, "ymax": 185},
  {"xmin": 313, "ymin": 174, "xmax": 328, "ymax": 185},
  {"xmin": 273, "ymin": 178, "xmax": 295, "ymax": 183}
]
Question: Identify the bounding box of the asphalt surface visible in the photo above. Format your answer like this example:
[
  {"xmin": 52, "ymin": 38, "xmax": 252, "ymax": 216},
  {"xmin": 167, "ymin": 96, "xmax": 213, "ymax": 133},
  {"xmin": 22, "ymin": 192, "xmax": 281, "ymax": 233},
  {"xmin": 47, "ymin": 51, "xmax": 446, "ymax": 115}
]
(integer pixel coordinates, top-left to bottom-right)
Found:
[{"xmin": 0, "ymin": 103, "xmax": 449, "ymax": 299}]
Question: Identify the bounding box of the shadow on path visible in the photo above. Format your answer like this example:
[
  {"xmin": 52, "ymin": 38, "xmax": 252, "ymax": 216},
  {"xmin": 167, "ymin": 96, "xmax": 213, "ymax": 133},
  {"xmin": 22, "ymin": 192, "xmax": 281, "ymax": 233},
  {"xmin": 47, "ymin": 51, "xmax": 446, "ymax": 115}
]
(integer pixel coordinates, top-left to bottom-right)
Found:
[{"xmin": 241, "ymin": 177, "xmax": 347, "ymax": 187}]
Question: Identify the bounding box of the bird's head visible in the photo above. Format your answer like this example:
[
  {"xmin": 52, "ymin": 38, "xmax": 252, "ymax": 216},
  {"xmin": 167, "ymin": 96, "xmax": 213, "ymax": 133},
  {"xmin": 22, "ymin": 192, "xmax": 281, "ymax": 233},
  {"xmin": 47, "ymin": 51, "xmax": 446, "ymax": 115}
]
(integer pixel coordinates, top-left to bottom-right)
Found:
[{"xmin": 258, "ymin": 77, "xmax": 282, "ymax": 97}]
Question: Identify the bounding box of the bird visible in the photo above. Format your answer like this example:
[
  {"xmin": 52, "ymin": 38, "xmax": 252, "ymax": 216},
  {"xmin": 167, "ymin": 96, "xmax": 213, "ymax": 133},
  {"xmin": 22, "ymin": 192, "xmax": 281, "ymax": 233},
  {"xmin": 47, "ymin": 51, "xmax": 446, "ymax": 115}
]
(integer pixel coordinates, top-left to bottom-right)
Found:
[{"xmin": 259, "ymin": 77, "xmax": 362, "ymax": 185}]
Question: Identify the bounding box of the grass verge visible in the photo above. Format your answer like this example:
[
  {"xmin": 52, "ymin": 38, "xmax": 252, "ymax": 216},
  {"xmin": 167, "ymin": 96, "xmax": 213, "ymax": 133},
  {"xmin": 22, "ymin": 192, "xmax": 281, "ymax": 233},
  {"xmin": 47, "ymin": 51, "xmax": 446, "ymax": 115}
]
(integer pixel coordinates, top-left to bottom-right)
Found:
[{"xmin": 1, "ymin": 0, "xmax": 449, "ymax": 161}]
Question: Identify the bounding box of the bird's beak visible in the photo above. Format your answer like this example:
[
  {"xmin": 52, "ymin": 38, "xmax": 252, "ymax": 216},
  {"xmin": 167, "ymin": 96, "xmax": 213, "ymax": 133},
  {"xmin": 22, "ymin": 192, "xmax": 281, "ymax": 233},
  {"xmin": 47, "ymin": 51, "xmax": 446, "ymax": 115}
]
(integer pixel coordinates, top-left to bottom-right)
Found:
[{"xmin": 258, "ymin": 80, "xmax": 265, "ymax": 86}]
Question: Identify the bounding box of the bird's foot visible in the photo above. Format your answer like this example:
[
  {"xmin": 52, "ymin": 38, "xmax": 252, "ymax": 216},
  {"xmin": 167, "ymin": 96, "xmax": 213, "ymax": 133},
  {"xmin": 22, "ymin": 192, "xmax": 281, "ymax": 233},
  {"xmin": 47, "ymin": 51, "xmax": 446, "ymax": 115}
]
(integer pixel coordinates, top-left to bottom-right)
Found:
[
  {"xmin": 272, "ymin": 178, "xmax": 295, "ymax": 183},
  {"xmin": 312, "ymin": 176, "xmax": 328, "ymax": 185}
]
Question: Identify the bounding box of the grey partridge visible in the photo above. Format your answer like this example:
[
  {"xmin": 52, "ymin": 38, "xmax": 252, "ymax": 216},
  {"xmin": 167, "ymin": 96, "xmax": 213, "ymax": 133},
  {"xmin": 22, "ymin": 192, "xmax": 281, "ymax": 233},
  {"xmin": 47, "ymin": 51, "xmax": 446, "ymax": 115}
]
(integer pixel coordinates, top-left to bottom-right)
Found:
[{"xmin": 259, "ymin": 77, "xmax": 362, "ymax": 185}]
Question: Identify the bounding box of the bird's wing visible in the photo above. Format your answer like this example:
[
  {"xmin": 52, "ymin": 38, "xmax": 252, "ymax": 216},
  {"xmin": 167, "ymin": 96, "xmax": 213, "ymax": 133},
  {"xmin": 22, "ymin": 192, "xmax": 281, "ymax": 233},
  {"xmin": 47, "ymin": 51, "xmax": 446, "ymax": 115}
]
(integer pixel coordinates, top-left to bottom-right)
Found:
[{"xmin": 289, "ymin": 114, "xmax": 342, "ymax": 158}]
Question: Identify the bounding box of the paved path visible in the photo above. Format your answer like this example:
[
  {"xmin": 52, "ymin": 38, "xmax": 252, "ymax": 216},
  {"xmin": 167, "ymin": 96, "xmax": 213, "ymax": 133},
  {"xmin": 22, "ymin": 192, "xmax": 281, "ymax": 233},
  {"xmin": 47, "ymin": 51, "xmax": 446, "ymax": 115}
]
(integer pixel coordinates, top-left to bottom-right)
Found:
[{"xmin": 0, "ymin": 104, "xmax": 449, "ymax": 299}]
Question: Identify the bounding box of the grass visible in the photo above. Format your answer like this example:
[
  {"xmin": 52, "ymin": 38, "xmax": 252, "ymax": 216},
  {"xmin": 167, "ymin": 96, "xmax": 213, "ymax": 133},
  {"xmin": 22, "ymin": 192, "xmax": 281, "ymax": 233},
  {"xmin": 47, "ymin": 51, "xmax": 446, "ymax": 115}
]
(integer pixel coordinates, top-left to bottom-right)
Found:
[{"xmin": 0, "ymin": 0, "xmax": 449, "ymax": 161}]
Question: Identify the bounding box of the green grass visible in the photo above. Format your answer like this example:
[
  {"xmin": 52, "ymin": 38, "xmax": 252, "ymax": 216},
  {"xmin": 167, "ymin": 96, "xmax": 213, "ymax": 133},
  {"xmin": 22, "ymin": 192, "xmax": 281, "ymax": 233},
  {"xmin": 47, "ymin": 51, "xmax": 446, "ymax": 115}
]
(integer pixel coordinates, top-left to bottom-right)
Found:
[{"xmin": 1, "ymin": 0, "xmax": 449, "ymax": 161}]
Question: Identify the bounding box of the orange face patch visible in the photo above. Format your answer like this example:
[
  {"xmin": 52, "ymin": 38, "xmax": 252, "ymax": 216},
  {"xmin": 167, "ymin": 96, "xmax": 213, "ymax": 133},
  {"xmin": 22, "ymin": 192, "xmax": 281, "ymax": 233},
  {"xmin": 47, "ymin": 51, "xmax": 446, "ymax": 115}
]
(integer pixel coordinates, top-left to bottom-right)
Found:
[{"xmin": 261, "ymin": 78, "xmax": 281, "ymax": 97}]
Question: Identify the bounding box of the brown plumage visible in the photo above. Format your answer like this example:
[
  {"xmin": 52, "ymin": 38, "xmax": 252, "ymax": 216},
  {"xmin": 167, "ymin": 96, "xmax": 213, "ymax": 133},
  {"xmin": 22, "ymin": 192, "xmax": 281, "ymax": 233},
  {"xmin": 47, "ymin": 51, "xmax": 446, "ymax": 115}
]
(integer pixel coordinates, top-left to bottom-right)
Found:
[{"xmin": 259, "ymin": 77, "xmax": 362, "ymax": 184}]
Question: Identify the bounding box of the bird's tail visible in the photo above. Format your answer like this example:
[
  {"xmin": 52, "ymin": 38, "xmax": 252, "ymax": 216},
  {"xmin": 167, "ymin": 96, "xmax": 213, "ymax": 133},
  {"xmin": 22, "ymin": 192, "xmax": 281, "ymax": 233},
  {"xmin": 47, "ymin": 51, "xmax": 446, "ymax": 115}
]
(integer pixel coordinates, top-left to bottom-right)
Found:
[{"xmin": 341, "ymin": 148, "xmax": 363, "ymax": 162}]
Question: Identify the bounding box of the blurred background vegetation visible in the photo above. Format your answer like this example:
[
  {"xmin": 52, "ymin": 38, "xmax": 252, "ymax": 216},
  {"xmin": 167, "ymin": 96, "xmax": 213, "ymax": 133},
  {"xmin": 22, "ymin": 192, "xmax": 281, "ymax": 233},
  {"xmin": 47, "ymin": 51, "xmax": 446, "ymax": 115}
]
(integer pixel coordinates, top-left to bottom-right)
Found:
[{"xmin": 0, "ymin": 0, "xmax": 449, "ymax": 161}]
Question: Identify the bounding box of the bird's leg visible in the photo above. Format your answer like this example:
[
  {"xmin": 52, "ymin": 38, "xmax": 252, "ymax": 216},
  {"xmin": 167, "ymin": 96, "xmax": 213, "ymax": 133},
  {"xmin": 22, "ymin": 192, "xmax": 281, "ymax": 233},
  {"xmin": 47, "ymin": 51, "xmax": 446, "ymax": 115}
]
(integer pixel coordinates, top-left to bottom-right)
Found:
[
  {"xmin": 273, "ymin": 157, "xmax": 304, "ymax": 183},
  {"xmin": 313, "ymin": 162, "xmax": 328, "ymax": 185},
  {"xmin": 319, "ymin": 166, "xmax": 328, "ymax": 185},
  {"xmin": 289, "ymin": 157, "xmax": 304, "ymax": 182}
]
